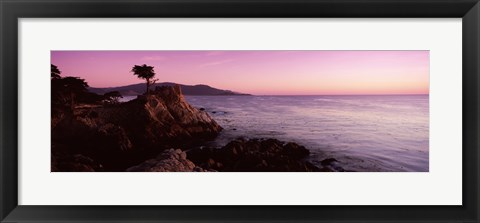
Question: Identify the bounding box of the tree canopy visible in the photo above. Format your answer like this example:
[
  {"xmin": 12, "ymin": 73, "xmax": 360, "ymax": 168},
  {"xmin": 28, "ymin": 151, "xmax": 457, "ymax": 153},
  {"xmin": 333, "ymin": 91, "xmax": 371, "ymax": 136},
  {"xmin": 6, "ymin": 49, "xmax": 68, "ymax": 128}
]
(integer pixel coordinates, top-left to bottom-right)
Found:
[
  {"xmin": 60, "ymin": 76, "xmax": 89, "ymax": 93},
  {"xmin": 51, "ymin": 64, "xmax": 61, "ymax": 79},
  {"xmin": 131, "ymin": 64, "xmax": 156, "ymax": 94},
  {"xmin": 51, "ymin": 64, "xmax": 93, "ymax": 111}
]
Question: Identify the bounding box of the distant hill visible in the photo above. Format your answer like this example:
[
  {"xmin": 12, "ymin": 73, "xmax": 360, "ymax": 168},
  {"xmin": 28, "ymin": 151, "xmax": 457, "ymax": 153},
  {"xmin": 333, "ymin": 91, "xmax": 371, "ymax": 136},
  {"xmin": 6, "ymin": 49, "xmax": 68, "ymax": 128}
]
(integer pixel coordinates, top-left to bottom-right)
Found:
[{"xmin": 88, "ymin": 82, "xmax": 250, "ymax": 96}]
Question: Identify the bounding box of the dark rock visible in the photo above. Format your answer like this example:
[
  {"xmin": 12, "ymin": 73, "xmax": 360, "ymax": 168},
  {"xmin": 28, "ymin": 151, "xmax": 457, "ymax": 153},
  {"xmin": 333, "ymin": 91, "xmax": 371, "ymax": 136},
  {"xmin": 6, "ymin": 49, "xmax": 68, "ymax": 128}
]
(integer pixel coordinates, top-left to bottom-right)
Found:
[
  {"xmin": 126, "ymin": 148, "xmax": 202, "ymax": 172},
  {"xmin": 320, "ymin": 158, "xmax": 338, "ymax": 166},
  {"xmin": 186, "ymin": 147, "xmax": 217, "ymax": 164},
  {"xmin": 207, "ymin": 158, "xmax": 216, "ymax": 168},
  {"xmin": 320, "ymin": 158, "xmax": 345, "ymax": 172},
  {"xmin": 52, "ymin": 152, "xmax": 103, "ymax": 172},
  {"xmin": 319, "ymin": 167, "xmax": 334, "ymax": 172},
  {"xmin": 87, "ymin": 111, "xmax": 99, "ymax": 118},
  {"xmin": 283, "ymin": 142, "xmax": 310, "ymax": 159},
  {"xmin": 97, "ymin": 123, "xmax": 132, "ymax": 151},
  {"xmin": 187, "ymin": 138, "xmax": 320, "ymax": 172},
  {"xmin": 193, "ymin": 166, "xmax": 209, "ymax": 172}
]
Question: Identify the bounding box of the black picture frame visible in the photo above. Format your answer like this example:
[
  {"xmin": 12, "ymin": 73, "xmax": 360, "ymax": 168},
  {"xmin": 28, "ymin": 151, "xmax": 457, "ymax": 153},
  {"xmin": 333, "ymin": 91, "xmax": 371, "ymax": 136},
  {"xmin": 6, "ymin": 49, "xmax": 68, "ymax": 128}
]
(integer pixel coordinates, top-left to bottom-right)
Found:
[{"xmin": 1, "ymin": 0, "xmax": 479, "ymax": 222}]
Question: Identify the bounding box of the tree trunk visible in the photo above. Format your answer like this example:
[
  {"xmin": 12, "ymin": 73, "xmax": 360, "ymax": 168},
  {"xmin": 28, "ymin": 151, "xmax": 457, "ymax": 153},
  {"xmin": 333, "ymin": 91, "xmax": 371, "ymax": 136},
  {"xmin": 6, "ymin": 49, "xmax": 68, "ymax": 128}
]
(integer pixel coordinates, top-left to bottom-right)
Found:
[{"xmin": 146, "ymin": 78, "xmax": 150, "ymax": 94}]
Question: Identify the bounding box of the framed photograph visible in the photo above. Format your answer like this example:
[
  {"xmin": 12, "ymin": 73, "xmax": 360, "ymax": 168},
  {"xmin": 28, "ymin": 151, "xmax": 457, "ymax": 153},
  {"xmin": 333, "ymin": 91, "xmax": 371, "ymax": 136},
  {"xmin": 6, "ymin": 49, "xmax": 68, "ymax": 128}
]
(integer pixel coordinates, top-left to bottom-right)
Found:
[{"xmin": 1, "ymin": 0, "xmax": 479, "ymax": 222}]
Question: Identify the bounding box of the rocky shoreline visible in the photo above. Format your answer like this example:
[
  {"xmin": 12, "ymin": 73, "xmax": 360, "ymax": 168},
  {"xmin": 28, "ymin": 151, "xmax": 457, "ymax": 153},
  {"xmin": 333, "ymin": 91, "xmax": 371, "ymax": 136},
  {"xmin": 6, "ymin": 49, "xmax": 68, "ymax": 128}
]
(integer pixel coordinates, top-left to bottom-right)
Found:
[
  {"xmin": 52, "ymin": 85, "xmax": 344, "ymax": 172},
  {"xmin": 187, "ymin": 138, "xmax": 318, "ymax": 172}
]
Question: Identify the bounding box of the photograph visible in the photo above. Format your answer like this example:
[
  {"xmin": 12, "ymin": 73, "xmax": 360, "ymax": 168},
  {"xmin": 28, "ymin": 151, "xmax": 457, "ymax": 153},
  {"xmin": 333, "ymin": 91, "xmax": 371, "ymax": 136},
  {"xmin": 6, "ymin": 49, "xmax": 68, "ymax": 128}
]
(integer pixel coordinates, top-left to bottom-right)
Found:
[
  {"xmin": 51, "ymin": 50, "xmax": 429, "ymax": 172},
  {"xmin": 3, "ymin": 0, "xmax": 478, "ymax": 221}
]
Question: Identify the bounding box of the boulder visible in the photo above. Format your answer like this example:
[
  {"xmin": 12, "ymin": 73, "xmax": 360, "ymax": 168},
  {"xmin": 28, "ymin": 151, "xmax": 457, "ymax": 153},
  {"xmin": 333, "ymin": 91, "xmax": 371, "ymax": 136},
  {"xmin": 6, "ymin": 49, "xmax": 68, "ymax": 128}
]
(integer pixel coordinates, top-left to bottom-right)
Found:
[
  {"xmin": 187, "ymin": 138, "xmax": 319, "ymax": 172},
  {"xmin": 320, "ymin": 158, "xmax": 345, "ymax": 172},
  {"xmin": 126, "ymin": 148, "xmax": 204, "ymax": 172}
]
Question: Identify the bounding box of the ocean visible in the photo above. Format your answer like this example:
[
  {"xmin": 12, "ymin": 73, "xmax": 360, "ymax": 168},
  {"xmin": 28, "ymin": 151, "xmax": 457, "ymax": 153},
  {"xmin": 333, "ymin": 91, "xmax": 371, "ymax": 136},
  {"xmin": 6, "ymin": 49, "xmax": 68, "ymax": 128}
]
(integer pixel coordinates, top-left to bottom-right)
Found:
[
  {"xmin": 184, "ymin": 95, "xmax": 429, "ymax": 172},
  {"xmin": 120, "ymin": 94, "xmax": 429, "ymax": 172}
]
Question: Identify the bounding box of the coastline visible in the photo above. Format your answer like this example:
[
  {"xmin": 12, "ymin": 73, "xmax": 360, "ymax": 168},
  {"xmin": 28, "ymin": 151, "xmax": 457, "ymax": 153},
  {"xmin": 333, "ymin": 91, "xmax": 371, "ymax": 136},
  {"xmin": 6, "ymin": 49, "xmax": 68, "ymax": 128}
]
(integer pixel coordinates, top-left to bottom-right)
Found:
[
  {"xmin": 52, "ymin": 85, "xmax": 338, "ymax": 172},
  {"xmin": 52, "ymin": 85, "xmax": 428, "ymax": 172}
]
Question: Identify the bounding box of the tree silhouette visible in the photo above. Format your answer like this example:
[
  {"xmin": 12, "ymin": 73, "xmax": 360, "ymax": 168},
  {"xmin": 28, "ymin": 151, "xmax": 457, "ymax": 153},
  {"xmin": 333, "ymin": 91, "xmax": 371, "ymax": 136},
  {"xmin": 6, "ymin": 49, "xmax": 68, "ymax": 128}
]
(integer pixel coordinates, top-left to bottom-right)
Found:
[
  {"xmin": 51, "ymin": 64, "xmax": 61, "ymax": 79},
  {"xmin": 103, "ymin": 91, "xmax": 123, "ymax": 104},
  {"xmin": 60, "ymin": 77, "xmax": 89, "ymax": 110},
  {"xmin": 51, "ymin": 65, "xmax": 95, "ymax": 111},
  {"xmin": 131, "ymin": 64, "xmax": 156, "ymax": 94},
  {"xmin": 51, "ymin": 64, "xmax": 65, "ymax": 109}
]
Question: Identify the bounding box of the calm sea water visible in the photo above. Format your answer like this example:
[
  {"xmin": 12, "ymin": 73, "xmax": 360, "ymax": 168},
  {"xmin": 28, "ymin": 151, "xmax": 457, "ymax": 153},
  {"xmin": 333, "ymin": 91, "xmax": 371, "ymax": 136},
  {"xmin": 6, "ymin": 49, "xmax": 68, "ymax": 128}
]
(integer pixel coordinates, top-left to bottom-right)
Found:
[{"xmin": 183, "ymin": 95, "xmax": 429, "ymax": 172}]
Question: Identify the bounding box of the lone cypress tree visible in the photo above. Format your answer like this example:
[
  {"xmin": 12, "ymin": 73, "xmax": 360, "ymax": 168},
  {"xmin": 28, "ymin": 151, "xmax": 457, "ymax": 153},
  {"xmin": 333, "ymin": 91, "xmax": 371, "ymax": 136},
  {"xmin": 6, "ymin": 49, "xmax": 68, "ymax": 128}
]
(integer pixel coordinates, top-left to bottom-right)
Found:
[{"xmin": 131, "ymin": 64, "xmax": 156, "ymax": 94}]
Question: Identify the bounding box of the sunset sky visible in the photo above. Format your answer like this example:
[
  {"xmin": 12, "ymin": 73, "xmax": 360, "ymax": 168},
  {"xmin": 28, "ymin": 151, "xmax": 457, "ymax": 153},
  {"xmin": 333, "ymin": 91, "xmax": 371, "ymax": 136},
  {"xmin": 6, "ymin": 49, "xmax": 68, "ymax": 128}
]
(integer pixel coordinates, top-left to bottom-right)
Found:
[{"xmin": 51, "ymin": 51, "xmax": 429, "ymax": 95}]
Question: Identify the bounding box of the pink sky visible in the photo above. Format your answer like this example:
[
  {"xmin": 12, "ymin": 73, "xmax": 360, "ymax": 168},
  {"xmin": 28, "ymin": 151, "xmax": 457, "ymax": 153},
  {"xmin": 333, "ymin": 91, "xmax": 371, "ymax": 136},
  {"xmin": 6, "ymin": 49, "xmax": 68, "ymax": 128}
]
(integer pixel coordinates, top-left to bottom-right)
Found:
[{"xmin": 51, "ymin": 50, "xmax": 429, "ymax": 95}]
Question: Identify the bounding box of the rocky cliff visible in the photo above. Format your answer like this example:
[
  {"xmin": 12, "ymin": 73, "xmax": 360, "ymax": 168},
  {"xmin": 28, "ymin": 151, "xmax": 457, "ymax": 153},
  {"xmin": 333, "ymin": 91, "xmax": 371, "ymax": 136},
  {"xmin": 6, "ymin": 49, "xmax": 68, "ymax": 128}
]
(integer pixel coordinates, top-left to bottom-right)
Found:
[
  {"xmin": 52, "ymin": 85, "xmax": 222, "ymax": 171},
  {"xmin": 51, "ymin": 85, "xmax": 333, "ymax": 172}
]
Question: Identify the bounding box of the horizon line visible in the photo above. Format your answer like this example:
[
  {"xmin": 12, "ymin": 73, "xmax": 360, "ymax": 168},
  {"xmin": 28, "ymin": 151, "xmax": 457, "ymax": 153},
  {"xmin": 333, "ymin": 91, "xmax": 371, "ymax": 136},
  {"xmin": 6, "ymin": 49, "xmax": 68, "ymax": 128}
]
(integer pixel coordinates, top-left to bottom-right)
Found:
[
  {"xmin": 252, "ymin": 93, "xmax": 429, "ymax": 96},
  {"xmin": 120, "ymin": 93, "xmax": 429, "ymax": 97},
  {"xmin": 88, "ymin": 82, "xmax": 429, "ymax": 97}
]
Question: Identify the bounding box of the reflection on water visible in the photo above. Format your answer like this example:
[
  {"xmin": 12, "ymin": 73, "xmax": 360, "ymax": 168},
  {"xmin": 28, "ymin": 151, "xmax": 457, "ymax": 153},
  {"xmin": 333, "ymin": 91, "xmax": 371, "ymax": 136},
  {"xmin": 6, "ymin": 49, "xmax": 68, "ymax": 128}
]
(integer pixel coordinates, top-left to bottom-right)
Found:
[
  {"xmin": 184, "ymin": 95, "xmax": 429, "ymax": 172},
  {"xmin": 119, "ymin": 96, "xmax": 137, "ymax": 102}
]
